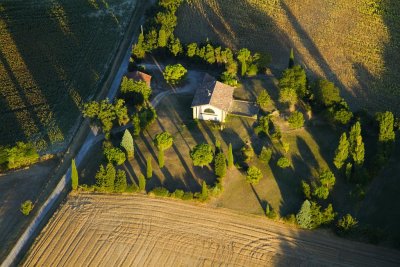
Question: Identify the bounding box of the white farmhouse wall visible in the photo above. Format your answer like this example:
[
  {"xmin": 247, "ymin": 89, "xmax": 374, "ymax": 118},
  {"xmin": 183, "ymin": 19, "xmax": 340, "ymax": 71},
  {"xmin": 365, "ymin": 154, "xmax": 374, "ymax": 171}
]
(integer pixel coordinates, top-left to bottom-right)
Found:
[{"xmin": 192, "ymin": 104, "xmax": 226, "ymax": 122}]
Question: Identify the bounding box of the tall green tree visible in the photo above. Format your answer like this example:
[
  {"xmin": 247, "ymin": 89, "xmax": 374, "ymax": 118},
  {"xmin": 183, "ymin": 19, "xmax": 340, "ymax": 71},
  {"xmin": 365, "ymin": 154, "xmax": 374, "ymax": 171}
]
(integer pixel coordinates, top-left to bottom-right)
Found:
[
  {"xmin": 163, "ymin": 64, "xmax": 187, "ymax": 85},
  {"xmin": 95, "ymin": 163, "xmax": 116, "ymax": 192},
  {"xmin": 237, "ymin": 48, "xmax": 251, "ymax": 76},
  {"xmin": 214, "ymin": 152, "xmax": 227, "ymax": 178},
  {"xmin": 313, "ymin": 79, "xmax": 341, "ymax": 107},
  {"xmin": 114, "ymin": 170, "xmax": 127, "ymax": 192},
  {"xmin": 376, "ymin": 111, "xmax": 395, "ymax": 143},
  {"xmin": 205, "ymin": 44, "xmax": 216, "ymax": 64},
  {"xmin": 279, "ymin": 65, "xmax": 307, "ymax": 98},
  {"xmin": 349, "ymin": 122, "xmax": 365, "ymax": 166},
  {"xmin": 138, "ymin": 174, "xmax": 146, "ymax": 191},
  {"xmin": 186, "ymin": 43, "xmax": 197, "ymax": 57},
  {"xmin": 246, "ymin": 166, "xmax": 263, "ymax": 185},
  {"xmin": 279, "ymin": 87, "xmax": 298, "ymax": 110},
  {"xmin": 158, "ymin": 29, "xmax": 168, "ymax": 48},
  {"xmin": 190, "ymin": 143, "xmax": 214, "ymax": 167},
  {"xmin": 227, "ymin": 143, "xmax": 234, "ymax": 168},
  {"xmin": 256, "ymin": 90, "xmax": 271, "ymax": 109},
  {"xmin": 153, "ymin": 131, "xmax": 174, "ymax": 168},
  {"xmin": 169, "ymin": 37, "xmax": 183, "ymax": 56},
  {"xmin": 71, "ymin": 159, "xmax": 78, "ymax": 190},
  {"xmin": 333, "ymin": 133, "xmax": 349, "ymax": 169},
  {"xmin": 201, "ymin": 181, "xmax": 208, "ymax": 200},
  {"xmin": 146, "ymin": 156, "xmax": 152, "ymax": 179},
  {"xmin": 121, "ymin": 129, "xmax": 134, "ymax": 159}
]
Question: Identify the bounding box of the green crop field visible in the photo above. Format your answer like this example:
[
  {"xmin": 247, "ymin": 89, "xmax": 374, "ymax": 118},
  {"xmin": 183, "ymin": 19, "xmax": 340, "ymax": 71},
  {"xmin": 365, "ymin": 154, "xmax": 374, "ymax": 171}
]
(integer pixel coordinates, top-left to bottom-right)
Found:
[
  {"xmin": 0, "ymin": 0, "xmax": 137, "ymax": 152},
  {"xmin": 176, "ymin": 0, "xmax": 400, "ymax": 114}
]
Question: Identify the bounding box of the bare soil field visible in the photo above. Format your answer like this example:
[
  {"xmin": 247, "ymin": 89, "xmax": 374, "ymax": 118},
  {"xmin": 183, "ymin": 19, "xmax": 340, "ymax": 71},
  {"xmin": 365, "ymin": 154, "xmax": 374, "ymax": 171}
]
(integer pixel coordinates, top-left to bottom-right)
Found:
[
  {"xmin": 175, "ymin": 0, "xmax": 400, "ymax": 114},
  {"xmin": 23, "ymin": 194, "xmax": 400, "ymax": 266},
  {"xmin": 0, "ymin": 0, "xmax": 137, "ymax": 152}
]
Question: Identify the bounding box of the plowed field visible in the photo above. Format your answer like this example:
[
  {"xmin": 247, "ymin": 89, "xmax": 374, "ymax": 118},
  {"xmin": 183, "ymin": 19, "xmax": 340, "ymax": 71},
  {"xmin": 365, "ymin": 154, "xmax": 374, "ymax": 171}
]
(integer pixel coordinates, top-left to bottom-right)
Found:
[{"xmin": 24, "ymin": 194, "xmax": 400, "ymax": 266}]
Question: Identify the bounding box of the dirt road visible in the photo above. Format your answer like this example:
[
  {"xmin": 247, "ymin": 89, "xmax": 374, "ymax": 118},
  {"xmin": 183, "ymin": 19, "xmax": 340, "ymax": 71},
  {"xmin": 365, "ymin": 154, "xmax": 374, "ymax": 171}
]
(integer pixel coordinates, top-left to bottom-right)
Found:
[{"xmin": 23, "ymin": 194, "xmax": 400, "ymax": 266}]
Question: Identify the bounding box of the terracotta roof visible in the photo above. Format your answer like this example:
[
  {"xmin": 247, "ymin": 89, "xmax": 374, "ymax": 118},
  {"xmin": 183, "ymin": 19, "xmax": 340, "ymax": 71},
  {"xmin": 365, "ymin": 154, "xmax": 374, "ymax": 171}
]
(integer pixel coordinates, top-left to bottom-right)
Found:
[
  {"xmin": 191, "ymin": 74, "xmax": 234, "ymax": 112},
  {"xmin": 125, "ymin": 71, "xmax": 152, "ymax": 87}
]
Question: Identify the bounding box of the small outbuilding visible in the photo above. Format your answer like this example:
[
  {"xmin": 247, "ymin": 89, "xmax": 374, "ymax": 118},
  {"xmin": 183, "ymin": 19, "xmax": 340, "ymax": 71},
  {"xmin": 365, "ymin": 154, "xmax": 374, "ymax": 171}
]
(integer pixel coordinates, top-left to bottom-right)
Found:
[
  {"xmin": 191, "ymin": 74, "xmax": 234, "ymax": 123},
  {"xmin": 125, "ymin": 71, "xmax": 152, "ymax": 87}
]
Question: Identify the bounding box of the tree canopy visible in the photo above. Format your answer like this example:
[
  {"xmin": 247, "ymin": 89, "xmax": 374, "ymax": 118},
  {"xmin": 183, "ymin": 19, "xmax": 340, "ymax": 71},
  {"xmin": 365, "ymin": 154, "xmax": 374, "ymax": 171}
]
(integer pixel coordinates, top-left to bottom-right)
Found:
[
  {"xmin": 163, "ymin": 64, "xmax": 187, "ymax": 85},
  {"xmin": 279, "ymin": 65, "xmax": 307, "ymax": 98},
  {"xmin": 246, "ymin": 166, "xmax": 263, "ymax": 185},
  {"xmin": 313, "ymin": 79, "xmax": 341, "ymax": 107},
  {"xmin": 190, "ymin": 143, "xmax": 214, "ymax": 167}
]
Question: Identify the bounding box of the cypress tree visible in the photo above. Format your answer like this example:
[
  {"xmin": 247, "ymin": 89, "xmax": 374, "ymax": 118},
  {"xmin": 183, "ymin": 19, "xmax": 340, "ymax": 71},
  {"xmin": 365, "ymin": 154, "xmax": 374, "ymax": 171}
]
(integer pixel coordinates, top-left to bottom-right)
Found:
[
  {"xmin": 146, "ymin": 156, "xmax": 152, "ymax": 179},
  {"xmin": 349, "ymin": 122, "xmax": 364, "ymax": 166},
  {"xmin": 333, "ymin": 133, "xmax": 349, "ymax": 169},
  {"xmin": 289, "ymin": 48, "xmax": 294, "ymax": 68},
  {"xmin": 377, "ymin": 111, "xmax": 395, "ymax": 143},
  {"xmin": 121, "ymin": 129, "xmax": 134, "ymax": 159},
  {"xmin": 71, "ymin": 159, "xmax": 78, "ymax": 190},
  {"xmin": 214, "ymin": 152, "xmax": 227, "ymax": 178},
  {"xmin": 138, "ymin": 174, "xmax": 146, "ymax": 191},
  {"xmin": 201, "ymin": 181, "xmax": 208, "ymax": 200},
  {"xmin": 158, "ymin": 150, "xmax": 164, "ymax": 168},
  {"xmin": 114, "ymin": 170, "xmax": 127, "ymax": 192},
  {"xmin": 227, "ymin": 143, "xmax": 234, "ymax": 168},
  {"xmin": 158, "ymin": 29, "xmax": 167, "ymax": 48}
]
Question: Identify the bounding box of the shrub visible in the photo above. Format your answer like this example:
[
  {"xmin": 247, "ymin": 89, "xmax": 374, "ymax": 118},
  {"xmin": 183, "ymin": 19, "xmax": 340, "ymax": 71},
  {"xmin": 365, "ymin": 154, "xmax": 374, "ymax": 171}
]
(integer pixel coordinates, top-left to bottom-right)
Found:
[
  {"xmin": 287, "ymin": 111, "xmax": 304, "ymax": 129},
  {"xmin": 104, "ymin": 147, "xmax": 126, "ymax": 166},
  {"xmin": 120, "ymin": 78, "xmax": 152, "ymax": 105},
  {"xmin": 190, "ymin": 143, "xmax": 214, "ymax": 167},
  {"xmin": 283, "ymin": 214, "xmax": 297, "ymax": 224},
  {"xmin": 259, "ymin": 147, "xmax": 272, "ymax": 164},
  {"xmin": 125, "ymin": 184, "xmax": 139, "ymax": 193},
  {"xmin": 220, "ymin": 71, "xmax": 238, "ymax": 86},
  {"xmin": 3, "ymin": 142, "xmax": 39, "ymax": 170},
  {"xmin": 151, "ymin": 187, "xmax": 170, "ymax": 197},
  {"xmin": 114, "ymin": 170, "xmax": 127, "ymax": 193},
  {"xmin": 255, "ymin": 115, "xmax": 270, "ymax": 135},
  {"xmin": 331, "ymin": 108, "xmax": 353, "ymax": 125},
  {"xmin": 95, "ymin": 163, "xmax": 116, "ymax": 192},
  {"xmin": 163, "ymin": 64, "xmax": 187, "ymax": 85},
  {"xmin": 337, "ymin": 214, "xmax": 358, "ymax": 234},
  {"xmin": 241, "ymin": 144, "xmax": 254, "ymax": 162},
  {"xmin": 214, "ymin": 152, "xmax": 227, "ymax": 178},
  {"xmin": 333, "ymin": 133, "xmax": 349, "ymax": 169},
  {"xmin": 153, "ymin": 131, "xmax": 174, "ymax": 168},
  {"xmin": 301, "ymin": 180, "xmax": 311, "ymax": 199},
  {"xmin": 121, "ymin": 129, "xmax": 134, "ymax": 159},
  {"xmin": 246, "ymin": 166, "xmax": 263, "ymax": 185},
  {"xmin": 277, "ymin": 157, "xmax": 291, "ymax": 168},
  {"xmin": 201, "ymin": 181, "xmax": 209, "ymax": 201},
  {"xmin": 71, "ymin": 159, "xmax": 78, "ymax": 190},
  {"xmin": 20, "ymin": 200, "xmax": 34, "ymax": 216},
  {"xmin": 246, "ymin": 64, "xmax": 258, "ymax": 76},
  {"xmin": 138, "ymin": 174, "xmax": 146, "ymax": 191},
  {"xmin": 181, "ymin": 192, "xmax": 194, "ymax": 200},
  {"xmin": 168, "ymin": 37, "xmax": 183, "ymax": 56},
  {"xmin": 139, "ymin": 105, "xmax": 157, "ymax": 130},
  {"xmin": 171, "ymin": 189, "xmax": 185, "ymax": 199},
  {"xmin": 265, "ymin": 204, "xmax": 277, "ymax": 219},
  {"xmin": 256, "ymin": 90, "xmax": 271, "ymax": 109},
  {"xmin": 281, "ymin": 141, "xmax": 290, "ymax": 153},
  {"xmin": 296, "ymin": 200, "xmax": 336, "ymax": 229}
]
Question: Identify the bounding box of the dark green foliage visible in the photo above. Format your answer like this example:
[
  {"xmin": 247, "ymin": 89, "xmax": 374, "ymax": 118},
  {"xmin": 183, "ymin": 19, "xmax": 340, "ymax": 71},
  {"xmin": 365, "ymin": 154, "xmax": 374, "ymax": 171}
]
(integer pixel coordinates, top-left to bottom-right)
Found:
[
  {"xmin": 181, "ymin": 192, "xmax": 194, "ymax": 200},
  {"xmin": 296, "ymin": 200, "xmax": 336, "ymax": 229},
  {"xmin": 312, "ymin": 170, "xmax": 336, "ymax": 200},
  {"xmin": 171, "ymin": 189, "xmax": 185, "ymax": 199},
  {"xmin": 114, "ymin": 170, "xmax": 127, "ymax": 193},
  {"xmin": 151, "ymin": 187, "xmax": 170, "ymax": 197},
  {"xmin": 279, "ymin": 65, "xmax": 307, "ymax": 98},
  {"xmin": 20, "ymin": 200, "xmax": 34, "ymax": 216},
  {"xmin": 337, "ymin": 214, "xmax": 358, "ymax": 235},
  {"xmin": 301, "ymin": 180, "xmax": 311, "ymax": 199},
  {"xmin": 255, "ymin": 52, "xmax": 271, "ymax": 71},
  {"xmin": 190, "ymin": 143, "xmax": 214, "ymax": 167},
  {"xmin": 104, "ymin": 147, "xmax": 126, "ymax": 166},
  {"xmin": 163, "ymin": 64, "xmax": 187, "ymax": 85},
  {"xmin": 345, "ymin": 162, "xmax": 353, "ymax": 181},
  {"xmin": 144, "ymin": 29, "xmax": 158, "ymax": 52},
  {"xmin": 205, "ymin": 44, "xmax": 216, "ymax": 64},
  {"xmin": 330, "ymin": 107, "xmax": 353, "ymax": 125},
  {"xmin": 95, "ymin": 163, "xmax": 116, "ymax": 192},
  {"xmin": 237, "ymin": 48, "xmax": 251, "ymax": 76},
  {"xmin": 159, "ymin": 0, "xmax": 183, "ymax": 12},
  {"xmin": 259, "ymin": 146, "xmax": 272, "ymax": 164},
  {"xmin": 139, "ymin": 105, "xmax": 157, "ymax": 130},
  {"xmin": 246, "ymin": 166, "xmax": 263, "ymax": 185},
  {"xmin": 287, "ymin": 111, "xmax": 304, "ymax": 129},
  {"xmin": 279, "ymin": 87, "xmax": 298, "ymax": 108},
  {"xmin": 132, "ymin": 32, "xmax": 146, "ymax": 59},
  {"xmin": 71, "ymin": 159, "xmax": 78, "ymax": 190},
  {"xmin": 277, "ymin": 157, "xmax": 291, "ymax": 168},
  {"xmin": 313, "ymin": 79, "xmax": 341, "ymax": 107},
  {"xmin": 255, "ymin": 115, "xmax": 270, "ymax": 135},
  {"xmin": 312, "ymin": 184, "xmax": 329, "ymax": 200},
  {"xmin": 227, "ymin": 143, "xmax": 234, "ymax": 168},
  {"xmin": 265, "ymin": 204, "xmax": 277, "ymax": 219},
  {"xmin": 334, "ymin": 133, "xmax": 349, "ymax": 169},
  {"xmin": 132, "ymin": 114, "xmax": 141, "ymax": 136},
  {"xmin": 186, "ymin": 43, "xmax": 197, "ymax": 57},
  {"xmin": 121, "ymin": 129, "xmax": 134, "ymax": 159},
  {"xmin": 158, "ymin": 29, "xmax": 168, "ymax": 47},
  {"xmin": 120, "ymin": 77, "xmax": 152, "ymax": 105},
  {"xmin": 201, "ymin": 181, "xmax": 209, "ymax": 200},
  {"xmin": 256, "ymin": 90, "xmax": 271, "ymax": 109},
  {"xmin": 241, "ymin": 143, "xmax": 254, "ymax": 162},
  {"xmin": 154, "ymin": 131, "xmax": 173, "ymax": 168},
  {"xmin": 146, "ymin": 156, "xmax": 152, "ymax": 179},
  {"xmin": 158, "ymin": 150, "xmax": 164, "ymax": 168},
  {"xmin": 246, "ymin": 64, "xmax": 258, "ymax": 77},
  {"xmin": 289, "ymin": 48, "xmax": 295, "ymax": 68},
  {"xmin": 138, "ymin": 174, "xmax": 146, "ymax": 191},
  {"xmin": 214, "ymin": 152, "xmax": 227, "ymax": 178},
  {"xmin": 0, "ymin": 142, "xmax": 39, "ymax": 170},
  {"xmin": 349, "ymin": 122, "xmax": 365, "ymax": 166},
  {"xmin": 156, "ymin": 12, "xmax": 177, "ymax": 34}
]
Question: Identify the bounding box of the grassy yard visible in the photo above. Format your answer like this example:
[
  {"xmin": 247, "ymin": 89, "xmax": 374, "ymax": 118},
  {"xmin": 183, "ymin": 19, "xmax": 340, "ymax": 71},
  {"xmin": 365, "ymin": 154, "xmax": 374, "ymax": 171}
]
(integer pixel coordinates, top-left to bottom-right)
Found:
[
  {"xmin": 0, "ymin": 0, "xmax": 138, "ymax": 152},
  {"xmin": 175, "ymin": 0, "xmax": 400, "ymax": 114}
]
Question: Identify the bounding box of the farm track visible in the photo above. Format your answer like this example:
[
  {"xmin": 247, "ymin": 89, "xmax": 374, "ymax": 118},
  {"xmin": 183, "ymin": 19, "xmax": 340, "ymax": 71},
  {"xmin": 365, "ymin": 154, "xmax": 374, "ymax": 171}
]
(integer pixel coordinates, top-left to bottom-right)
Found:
[{"xmin": 24, "ymin": 194, "xmax": 400, "ymax": 267}]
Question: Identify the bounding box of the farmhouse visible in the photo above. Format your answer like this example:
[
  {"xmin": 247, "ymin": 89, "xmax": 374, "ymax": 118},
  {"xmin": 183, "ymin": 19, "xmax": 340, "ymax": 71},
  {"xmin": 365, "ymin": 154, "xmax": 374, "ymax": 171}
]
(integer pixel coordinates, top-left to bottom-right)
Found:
[
  {"xmin": 191, "ymin": 74, "xmax": 234, "ymax": 123},
  {"xmin": 125, "ymin": 70, "xmax": 152, "ymax": 87}
]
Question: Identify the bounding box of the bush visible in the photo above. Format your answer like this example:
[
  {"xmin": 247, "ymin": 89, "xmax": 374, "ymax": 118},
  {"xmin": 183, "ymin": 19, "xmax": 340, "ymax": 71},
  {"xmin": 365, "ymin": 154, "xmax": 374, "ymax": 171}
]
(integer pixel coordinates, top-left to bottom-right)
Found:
[
  {"xmin": 283, "ymin": 214, "xmax": 297, "ymax": 224},
  {"xmin": 125, "ymin": 184, "xmax": 139, "ymax": 193},
  {"xmin": 171, "ymin": 189, "xmax": 185, "ymax": 199},
  {"xmin": 190, "ymin": 143, "xmax": 214, "ymax": 167},
  {"xmin": 296, "ymin": 200, "xmax": 336, "ymax": 229},
  {"xmin": 139, "ymin": 105, "xmax": 157, "ymax": 130},
  {"xmin": 241, "ymin": 144, "xmax": 254, "ymax": 162},
  {"xmin": 220, "ymin": 71, "xmax": 238, "ymax": 86},
  {"xmin": 301, "ymin": 180, "xmax": 311, "ymax": 199},
  {"xmin": 104, "ymin": 147, "xmax": 126, "ymax": 166},
  {"xmin": 259, "ymin": 147, "xmax": 272, "ymax": 164},
  {"xmin": 150, "ymin": 187, "xmax": 170, "ymax": 197},
  {"xmin": 277, "ymin": 157, "xmax": 291, "ymax": 168},
  {"xmin": 2, "ymin": 142, "xmax": 39, "ymax": 170},
  {"xmin": 287, "ymin": 111, "xmax": 304, "ymax": 129},
  {"xmin": 246, "ymin": 166, "xmax": 263, "ymax": 185},
  {"xmin": 95, "ymin": 163, "xmax": 116, "ymax": 192},
  {"xmin": 114, "ymin": 170, "xmax": 127, "ymax": 193},
  {"xmin": 337, "ymin": 214, "xmax": 358, "ymax": 235},
  {"xmin": 20, "ymin": 200, "xmax": 34, "ymax": 216},
  {"xmin": 331, "ymin": 108, "xmax": 353, "ymax": 125},
  {"xmin": 181, "ymin": 192, "xmax": 194, "ymax": 200},
  {"xmin": 256, "ymin": 90, "xmax": 271, "ymax": 109},
  {"xmin": 163, "ymin": 64, "xmax": 187, "ymax": 85},
  {"xmin": 265, "ymin": 204, "xmax": 277, "ymax": 219}
]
